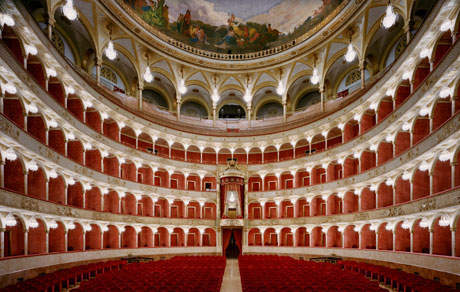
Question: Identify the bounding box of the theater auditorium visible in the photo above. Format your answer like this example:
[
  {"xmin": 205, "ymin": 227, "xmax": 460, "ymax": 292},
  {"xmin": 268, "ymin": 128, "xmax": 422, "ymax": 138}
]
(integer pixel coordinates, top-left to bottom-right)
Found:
[{"xmin": 0, "ymin": 0, "xmax": 459, "ymax": 291}]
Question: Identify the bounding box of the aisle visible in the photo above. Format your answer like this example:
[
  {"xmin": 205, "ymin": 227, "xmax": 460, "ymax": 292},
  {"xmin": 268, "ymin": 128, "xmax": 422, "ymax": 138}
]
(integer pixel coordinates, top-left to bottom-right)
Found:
[{"xmin": 220, "ymin": 259, "xmax": 243, "ymax": 292}]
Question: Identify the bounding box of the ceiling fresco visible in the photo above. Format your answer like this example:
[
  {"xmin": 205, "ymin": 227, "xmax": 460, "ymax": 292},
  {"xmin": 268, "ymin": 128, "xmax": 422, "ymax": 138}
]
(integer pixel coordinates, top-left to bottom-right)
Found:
[{"xmin": 124, "ymin": 0, "xmax": 343, "ymax": 53}]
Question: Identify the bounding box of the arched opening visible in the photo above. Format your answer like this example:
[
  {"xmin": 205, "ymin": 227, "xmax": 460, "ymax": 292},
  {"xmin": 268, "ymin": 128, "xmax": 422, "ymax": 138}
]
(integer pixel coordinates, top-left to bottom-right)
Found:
[
  {"xmin": 344, "ymin": 226, "xmax": 359, "ymax": 248},
  {"xmin": 432, "ymin": 217, "xmax": 451, "ymax": 256},
  {"xmin": 327, "ymin": 226, "xmax": 342, "ymax": 248},
  {"xmin": 85, "ymin": 224, "xmax": 101, "ymax": 250},
  {"xmin": 49, "ymin": 221, "xmax": 65, "ymax": 253},
  {"xmin": 103, "ymin": 225, "xmax": 120, "ymax": 249},
  {"xmin": 311, "ymin": 227, "xmax": 325, "ymax": 247},
  {"xmin": 27, "ymin": 167, "xmax": 46, "ymax": 200},
  {"xmin": 28, "ymin": 219, "xmax": 46, "ymax": 255},
  {"xmin": 121, "ymin": 226, "xmax": 136, "ymax": 248},
  {"xmin": 361, "ymin": 187, "xmax": 376, "ymax": 211},
  {"xmin": 4, "ymin": 215, "xmax": 25, "ymax": 257},
  {"xmin": 343, "ymin": 191, "xmax": 358, "ymax": 213},
  {"xmin": 4, "ymin": 157, "xmax": 25, "ymax": 194},
  {"xmin": 377, "ymin": 223, "xmax": 393, "ymax": 251},
  {"xmin": 413, "ymin": 219, "xmax": 430, "ymax": 254},
  {"xmin": 139, "ymin": 227, "xmax": 154, "ymax": 248},
  {"xmin": 248, "ymin": 228, "xmax": 262, "ymax": 246},
  {"xmin": 219, "ymin": 104, "xmax": 246, "ymax": 119},
  {"xmin": 255, "ymin": 101, "xmax": 283, "ymax": 119},
  {"xmin": 360, "ymin": 224, "xmax": 376, "ymax": 250},
  {"xmin": 85, "ymin": 187, "xmax": 101, "ymax": 211},
  {"xmin": 280, "ymin": 228, "xmax": 294, "ymax": 247},
  {"xmin": 395, "ymin": 222, "xmax": 410, "ymax": 252},
  {"xmin": 296, "ymin": 227, "xmax": 310, "ymax": 247},
  {"xmin": 67, "ymin": 182, "xmax": 84, "ymax": 208},
  {"xmin": 67, "ymin": 223, "xmax": 83, "ymax": 252},
  {"xmin": 48, "ymin": 128, "xmax": 66, "ymax": 155},
  {"xmin": 170, "ymin": 227, "xmax": 184, "ymax": 247}
]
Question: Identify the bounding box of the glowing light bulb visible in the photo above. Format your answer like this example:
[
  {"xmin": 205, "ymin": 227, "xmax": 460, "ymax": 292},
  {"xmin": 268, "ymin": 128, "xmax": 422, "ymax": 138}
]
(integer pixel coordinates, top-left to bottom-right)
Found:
[
  {"xmin": 276, "ymin": 80, "xmax": 285, "ymax": 95},
  {"xmin": 310, "ymin": 68, "xmax": 320, "ymax": 85},
  {"xmin": 178, "ymin": 79, "xmax": 187, "ymax": 94},
  {"xmin": 62, "ymin": 0, "xmax": 78, "ymax": 21},
  {"xmin": 143, "ymin": 66, "xmax": 153, "ymax": 83},
  {"xmin": 344, "ymin": 43, "xmax": 357, "ymax": 63},
  {"xmin": 382, "ymin": 5, "xmax": 397, "ymax": 29},
  {"xmin": 105, "ymin": 40, "xmax": 117, "ymax": 60}
]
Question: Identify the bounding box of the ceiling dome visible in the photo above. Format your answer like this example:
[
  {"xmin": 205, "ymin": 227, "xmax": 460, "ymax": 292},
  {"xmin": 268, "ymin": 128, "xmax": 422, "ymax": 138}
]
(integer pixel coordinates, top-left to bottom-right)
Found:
[{"xmin": 120, "ymin": 0, "xmax": 345, "ymax": 54}]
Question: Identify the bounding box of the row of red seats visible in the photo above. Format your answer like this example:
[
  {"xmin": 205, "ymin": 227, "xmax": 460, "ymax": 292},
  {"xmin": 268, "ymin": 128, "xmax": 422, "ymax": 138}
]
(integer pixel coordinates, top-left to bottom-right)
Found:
[
  {"xmin": 1, "ymin": 260, "xmax": 125, "ymax": 292},
  {"xmin": 338, "ymin": 260, "xmax": 458, "ymax": 292},
  {"xmin": 74, "ymin": 256, "xmax": 226, "ymax": 292},
  {"xmin": 239, "ymin": 255, "xmax": 387, "ymax": 292}
]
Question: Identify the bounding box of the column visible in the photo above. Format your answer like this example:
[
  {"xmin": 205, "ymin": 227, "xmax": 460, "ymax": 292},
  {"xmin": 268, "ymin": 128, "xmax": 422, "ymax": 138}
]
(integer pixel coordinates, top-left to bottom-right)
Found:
[
  {"xmin": 138, "ymin": 82, "xmax": 143, "ymax": 111},
  {"xmin": 392, "ymin": 230, "xmax": 396, "ymax": 251},
  {"xmin": 24, "ymin": 230, "xmax": 28, "ymax": 255},
  {"xmin": 45, "ymin": 179, "xmax": 49, "ymax": 201},
  {"xmin": 24, "ymin": 172, "xmax": 28, "ymax": 195},
  {"xmin": 101, "ymin": 230, "xmax": 104, "ymax": 250},
  {"xmin": 429, "ymin": 229, "xmax": 433, "ymax": 254},
  {"xmin": 64, "ymin": 185, "xmax": 68, "ymax": 205},
  {"xmin": 82, "ymin": 231, "xmax": 86, "ymax": 251},
  {"xmin": 451, "ymin": 228, "xmax": 456, "ymax": 257},
  {"xmin": 360, "ymin": 63, "xmax": 365, "ymax": 89},
  {"xmin": 429, "ymin": 172, "xmax": 433, "ymax": 195},
  {"xmin": 0, "ymin": 228, "xmax": 4, "ymax": 258},
  {"xmin": 452, "ymin": 163, "xmax": 457, "ymax": 189},
  {"xmin": 375, "ymin": 231, "xmax": 379, "ymax": 250},
  {"xmin": 64, "ymin": 231, "xmax": 68, "ymax": 252},
  {"xmin": 282, "ymin": 101, "xmax": 287, "ymax": 122},
  {"xmin": 45, "ymin": 230, "xmax": 49, "ymax": 253},
  {"xmin": 410, "ymin": 230, "xmax": 413, "ymax": 253},
  {"xmin": 409, "ymin": 179, "xmax": 414, "ymax": 201},
  {"xmin": 358, "ymin": 231, "xmax": 361, "ymax": 249},
  {"xmin": 0, "ymin": 162, "xmax": 4, "ymax": 188},
  {"xmin": 176, "ymin": 100, "xmax": 181, "ymax": 120}
]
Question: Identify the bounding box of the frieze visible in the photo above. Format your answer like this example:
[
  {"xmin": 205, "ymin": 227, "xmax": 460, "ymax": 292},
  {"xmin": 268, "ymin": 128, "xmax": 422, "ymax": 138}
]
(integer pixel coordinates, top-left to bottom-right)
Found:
[{"xmin": 220, "ymin": 219, "xmax": 244, "ymax": 227}]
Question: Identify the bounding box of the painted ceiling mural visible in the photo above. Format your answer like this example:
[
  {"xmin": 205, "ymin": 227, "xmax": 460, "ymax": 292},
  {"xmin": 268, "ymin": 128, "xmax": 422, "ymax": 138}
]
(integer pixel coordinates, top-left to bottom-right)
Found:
[{"xmin": 124, "ymin": 0, "xmax": 343, "ymax": 53}]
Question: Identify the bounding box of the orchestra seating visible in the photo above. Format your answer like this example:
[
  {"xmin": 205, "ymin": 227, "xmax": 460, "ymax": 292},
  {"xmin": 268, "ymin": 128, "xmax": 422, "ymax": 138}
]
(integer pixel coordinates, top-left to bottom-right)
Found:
[
  {"xmin": 74, "ymin": 256, "xmax": 225, "ymax": 292},
  {"xmin": 238, "ymin": 255, "xmax": 386, "ymax": 292},
  {"xmin": 1, "ymin": 260, "xmax": 125, "ymax": 292},
  {"xmin": 338, "ymin": 260, "xmax": 458, "ymax": 292}
]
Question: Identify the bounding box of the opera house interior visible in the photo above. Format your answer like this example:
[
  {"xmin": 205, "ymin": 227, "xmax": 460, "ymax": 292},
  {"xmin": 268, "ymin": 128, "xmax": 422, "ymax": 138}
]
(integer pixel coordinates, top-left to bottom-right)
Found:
[{"xmin": 0, "ymin": 0, "xmax": 459, "ymax": 291}]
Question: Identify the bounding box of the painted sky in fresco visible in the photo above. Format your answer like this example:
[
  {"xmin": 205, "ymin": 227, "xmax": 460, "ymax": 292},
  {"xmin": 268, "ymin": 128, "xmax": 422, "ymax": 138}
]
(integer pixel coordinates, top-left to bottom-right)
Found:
[{"xmin": 165, "ymin": 0, "xmax": 324, "ymax": 33}]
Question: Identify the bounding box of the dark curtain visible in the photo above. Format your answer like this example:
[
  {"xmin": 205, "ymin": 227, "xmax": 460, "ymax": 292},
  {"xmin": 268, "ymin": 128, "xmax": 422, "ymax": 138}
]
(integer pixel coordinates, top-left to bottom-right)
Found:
[
  {"xmin": 233, "ymin": 229, "xmax": 242, "ymax": 252},
  {"xmin": 222, "ymin": 229, "xmax": 232, "ymax": 254}
]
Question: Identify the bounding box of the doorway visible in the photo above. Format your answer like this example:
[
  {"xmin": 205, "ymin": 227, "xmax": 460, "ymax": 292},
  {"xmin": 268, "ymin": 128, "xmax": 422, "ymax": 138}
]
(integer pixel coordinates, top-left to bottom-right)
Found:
[{"xmin": 223, "ymin": 229, "xmax": 242, "ymax": 258}]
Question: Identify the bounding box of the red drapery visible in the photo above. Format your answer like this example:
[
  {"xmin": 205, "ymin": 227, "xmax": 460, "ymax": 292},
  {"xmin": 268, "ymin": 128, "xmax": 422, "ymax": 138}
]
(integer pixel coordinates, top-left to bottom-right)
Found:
[
  {"xmin": 233, "ymin": 229, "xmax": 242, "ymax": 252},
  {"xmin": 222, "ymin": 229, "xmax": 243, "ymax": 254},
  {"xmin": 220, "ymin": 177, "xmax": 244, "ymax": 218},
  {"xmin": 222, "ymin": 229, "xmax": 232, "ymax": 254}
]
